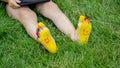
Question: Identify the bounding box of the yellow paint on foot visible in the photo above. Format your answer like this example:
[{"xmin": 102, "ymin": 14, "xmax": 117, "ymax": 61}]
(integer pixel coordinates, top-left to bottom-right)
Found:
[
  {"xmin": 79, "ymin": 15, "xmax": 86, "ymax": 22},
  {"xmin": 77, "ymin": 16, "xmax": 92, "ymax": 44},
  {"xmin": 38, "ymin": 23, "xmax": 58, "ymax": 54}
]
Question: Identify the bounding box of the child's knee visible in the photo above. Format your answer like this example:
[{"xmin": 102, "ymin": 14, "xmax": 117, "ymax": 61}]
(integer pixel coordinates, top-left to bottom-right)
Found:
[
  {"xmin": 37, "ymin": 1, "xmax": 58, "ymax": 11},
  {"xmin": 6, "ymin": 5, "xmax": 12, "ymax": 17},
  {"xmin": 45, "ymin": 1, "xmax": 57, "ymax": 7}
]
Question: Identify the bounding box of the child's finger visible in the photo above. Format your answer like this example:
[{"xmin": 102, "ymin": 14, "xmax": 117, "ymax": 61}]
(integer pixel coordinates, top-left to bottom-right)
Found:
[
  {"xmin": 15, "ymin": 0, "xmax": 21, "ymax": 3},
  {"xmin": 9, "ymin": 2, "xmax": 20, "ymax": 8},
  {"xmin": 8, "ymin": 0, "xmax": 21, "ymax": 8},
  {"xmin": 13, "ymin": 2, "xmax": 21, "ymax": 7}
]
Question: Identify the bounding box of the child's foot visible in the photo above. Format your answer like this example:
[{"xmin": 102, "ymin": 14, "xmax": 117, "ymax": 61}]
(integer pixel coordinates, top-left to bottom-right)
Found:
[
  {"xmin": 36, "ymin": 22, "xmax": 58, "ymax": 54},
  {"xmin": 76, "ymin": 15, "xmax": 92, "ymax": 44}
]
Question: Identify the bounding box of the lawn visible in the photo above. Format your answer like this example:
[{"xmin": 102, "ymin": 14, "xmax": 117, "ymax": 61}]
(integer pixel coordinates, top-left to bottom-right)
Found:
[{"xmin": 0, "ymin": 0, "xmax": 120, "ymax": 68}]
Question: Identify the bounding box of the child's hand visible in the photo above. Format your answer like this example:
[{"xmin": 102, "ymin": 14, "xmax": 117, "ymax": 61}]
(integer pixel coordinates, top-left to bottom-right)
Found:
[{"xmin": 8, "ymin": 0, "xmax": 21, "ymax": 9}]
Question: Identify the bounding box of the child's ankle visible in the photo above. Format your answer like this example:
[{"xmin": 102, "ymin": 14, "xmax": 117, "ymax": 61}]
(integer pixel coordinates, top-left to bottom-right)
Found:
[{"xmin": 70, "ymin": 33, "xmax": 79, "ymax": 42}]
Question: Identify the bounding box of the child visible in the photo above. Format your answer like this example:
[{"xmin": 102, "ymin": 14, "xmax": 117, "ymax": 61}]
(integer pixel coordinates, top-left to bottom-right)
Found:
[{"xmin": 1, "ymin": 0, "xmax": 90, "ymax": 54}]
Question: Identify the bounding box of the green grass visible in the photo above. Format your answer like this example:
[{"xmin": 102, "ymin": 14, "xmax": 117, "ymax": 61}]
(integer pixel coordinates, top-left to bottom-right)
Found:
[{"xmin": 0, "ymin": 0, "xmax": 120, "ymax": 68}]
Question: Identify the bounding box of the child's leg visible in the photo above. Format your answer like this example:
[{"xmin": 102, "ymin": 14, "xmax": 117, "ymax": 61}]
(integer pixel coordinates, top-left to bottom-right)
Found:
[
  {"xmin": 6, "ymin": 5, "xmax": 38, "ymax": 41},
  {"xmin": 36, "ymin": 1, "xmax": 79, "ymax": 42},
  {"xmin": 6, "ymin": 5, "xmax": 58, "ymax": 53}
]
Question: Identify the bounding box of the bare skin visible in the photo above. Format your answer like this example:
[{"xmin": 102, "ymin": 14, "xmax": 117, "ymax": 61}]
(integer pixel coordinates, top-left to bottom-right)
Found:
[
  {"xmin": 1, "ymin": 0, "xmax": 21, "ymax": 8},
  {"xmin": 2, "ymin": 0, "xmax": 79, "ymax": 43}
]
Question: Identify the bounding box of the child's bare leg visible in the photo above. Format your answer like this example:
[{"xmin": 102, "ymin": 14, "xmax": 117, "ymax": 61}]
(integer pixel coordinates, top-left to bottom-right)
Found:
[
  {"xmin": 6, "ymin": 5, "xmax": 38, "ymax": 41},
  {"xmin": 37, "ymin": 1, "xmax": 79, "ymax": 42},
  {"xmin": 6, "ymin": 5, "xmax": 58, "ymax": 53}
]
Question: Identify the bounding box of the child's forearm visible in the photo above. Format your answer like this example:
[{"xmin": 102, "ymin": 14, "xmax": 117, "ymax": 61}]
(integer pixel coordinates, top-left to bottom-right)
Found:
[{"xmin": 1, "ymin": 0, "xmax": 8, "ymax": 2}]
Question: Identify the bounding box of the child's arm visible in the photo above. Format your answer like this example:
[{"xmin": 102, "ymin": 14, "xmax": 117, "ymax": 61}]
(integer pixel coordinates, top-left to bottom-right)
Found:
[{"xmin": 1, "ymin": 0, "xmax": 21, "ymax": 9}]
